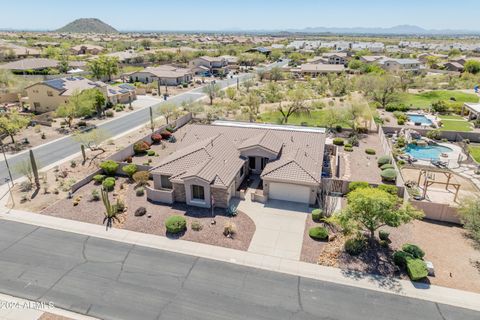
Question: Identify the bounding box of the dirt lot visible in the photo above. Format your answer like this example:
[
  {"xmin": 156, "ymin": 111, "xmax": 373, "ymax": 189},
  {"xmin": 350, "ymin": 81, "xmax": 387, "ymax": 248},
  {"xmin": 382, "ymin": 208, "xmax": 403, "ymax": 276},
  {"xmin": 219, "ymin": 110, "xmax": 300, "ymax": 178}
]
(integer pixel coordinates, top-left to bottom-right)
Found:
[
  {"xmin": 301, "ymin": 217, "xmax": 480, "ymax": 293},
  {"xmin": 337, "ymin": 133, "xmax": 385, "ymax": 184},
  {"xmin": 40, "ymin": 178, "xmax": 255, "ymax": 251}
]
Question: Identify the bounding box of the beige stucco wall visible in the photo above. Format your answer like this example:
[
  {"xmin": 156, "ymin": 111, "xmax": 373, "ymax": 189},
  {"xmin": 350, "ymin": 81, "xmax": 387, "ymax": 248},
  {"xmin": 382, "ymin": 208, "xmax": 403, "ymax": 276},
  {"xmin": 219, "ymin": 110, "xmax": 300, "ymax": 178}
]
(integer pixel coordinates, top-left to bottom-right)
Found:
[
  {"xmin": 184, "ymin": 177, "xmax": 211, "ymax": 208},
  {"xmin": 26, "ymin": 84, "xmax": 68, "ymax": 113}
]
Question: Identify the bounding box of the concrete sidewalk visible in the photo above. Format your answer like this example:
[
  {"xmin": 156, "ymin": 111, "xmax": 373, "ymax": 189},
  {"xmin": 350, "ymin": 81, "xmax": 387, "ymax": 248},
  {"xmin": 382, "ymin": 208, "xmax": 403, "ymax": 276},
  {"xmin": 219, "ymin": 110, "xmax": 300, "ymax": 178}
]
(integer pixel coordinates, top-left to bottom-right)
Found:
[{"xmin": 0, "ymin": 206, "xmax": 479, "ymax": 313}]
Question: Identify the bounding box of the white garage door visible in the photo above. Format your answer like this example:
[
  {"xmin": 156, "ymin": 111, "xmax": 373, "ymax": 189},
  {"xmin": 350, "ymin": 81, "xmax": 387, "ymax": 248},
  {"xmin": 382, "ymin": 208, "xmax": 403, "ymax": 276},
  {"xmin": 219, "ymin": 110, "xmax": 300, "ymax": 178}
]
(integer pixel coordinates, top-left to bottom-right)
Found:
[{"xmin": 269, "ymin": 182, "xmax": 310, "ymax": 204}]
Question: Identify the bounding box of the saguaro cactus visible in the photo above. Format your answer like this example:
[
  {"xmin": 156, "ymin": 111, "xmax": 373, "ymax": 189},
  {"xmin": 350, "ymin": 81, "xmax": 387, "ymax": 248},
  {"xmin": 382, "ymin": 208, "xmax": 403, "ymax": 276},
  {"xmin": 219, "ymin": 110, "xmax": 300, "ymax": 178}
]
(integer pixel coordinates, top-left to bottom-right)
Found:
[
  {"xmin": 81, "ymin": 144, "xmax": 86, "ymax": 163},
  {"xmin": 149, "ymin": 106, "xmax": 154, "ymax": 132},
  {"xmin": 29, "ymin": 150, "xmax": 40, "ymax": 188}
]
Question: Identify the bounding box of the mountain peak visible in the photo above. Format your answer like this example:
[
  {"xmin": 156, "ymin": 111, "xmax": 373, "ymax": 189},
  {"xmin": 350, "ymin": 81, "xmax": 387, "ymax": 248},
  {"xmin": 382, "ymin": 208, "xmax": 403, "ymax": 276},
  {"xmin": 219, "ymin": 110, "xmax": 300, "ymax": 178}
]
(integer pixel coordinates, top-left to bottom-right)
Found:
[{"xmin": 56, "ymin": 18, "xmax": 118, "ymax": 34}]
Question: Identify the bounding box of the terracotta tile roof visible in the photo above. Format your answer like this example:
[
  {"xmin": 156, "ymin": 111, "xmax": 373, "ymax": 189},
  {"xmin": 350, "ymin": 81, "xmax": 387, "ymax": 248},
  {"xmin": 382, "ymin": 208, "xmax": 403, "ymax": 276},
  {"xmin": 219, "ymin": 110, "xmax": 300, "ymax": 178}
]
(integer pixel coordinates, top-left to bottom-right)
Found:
[{"xmin": 151, "ymin": 123, "xmax": 325, "ymax": 187}]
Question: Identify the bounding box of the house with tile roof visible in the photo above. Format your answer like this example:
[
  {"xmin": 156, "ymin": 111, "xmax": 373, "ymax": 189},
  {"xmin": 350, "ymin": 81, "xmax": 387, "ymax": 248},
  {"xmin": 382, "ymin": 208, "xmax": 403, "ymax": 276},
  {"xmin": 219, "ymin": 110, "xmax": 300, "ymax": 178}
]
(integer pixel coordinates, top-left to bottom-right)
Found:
[
  {"xmin": 25, "ymin": 76, "xmax": 136, "ymax": 113},
  {"xmin": 126, "ymin": 65, "xmax": 193, "ymax": 86},
  {"xmin": 189, "ymin": 56, "xmax": 229, "ymax": 76},
  {"xmin": 147, "ymin": 122, "xmax": 326, "ymax": 208}
]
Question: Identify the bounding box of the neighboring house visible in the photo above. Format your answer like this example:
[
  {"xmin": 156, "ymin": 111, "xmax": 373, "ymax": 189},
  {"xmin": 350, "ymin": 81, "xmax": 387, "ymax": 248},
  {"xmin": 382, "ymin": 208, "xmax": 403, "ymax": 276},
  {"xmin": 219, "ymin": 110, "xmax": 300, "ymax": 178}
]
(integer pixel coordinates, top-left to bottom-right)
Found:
[
  {"xmin": 148, "ymin": 122, "xmax": 325, "ymax": 208},
  {"xmin": 245, "ymin": 47, "xmax": 271, "ymax": 55},
  {"xmin": 442, "ymin": 62, "xmax": 464, "ymax": 72},
  {"xmin": 417, "ymin": 53, "xmax": 448, "ymax": 63},
  {"xmin": 71, "ymin": 44, "xmax": 105, "ymax": 55},
  {"xmin": 219, "ymin": 55, "xmax": 239, "ymax": 66},
  {"xmin": 322, "ymin": 52, "xmax": 349, "ymax": 65},
  {"xmin": 307, "ymin": 56, "xmax": 328, "ymax": 64},
  {"xmin": 359, "ymin": 55, "xmax": 387, "ymax": 63},
  {"xmin": 377, "ymin": 58, "xmax": 422, "ymax": 72},
  {"xmin": 0, "ymin": 41, "xmax": 41, "ymax": 61},
  {"xmin": 105, "ymin": 50, "xmax": 144, "ymax": 64},
  {"xmin": 291, "ymin": 63, "xmax": 345, "ymax": 77},
  {"xmin": 126, "ymin": 65, "xmax": 193, "ymax": 86},
  {"xmin": 190, "ymin": 56, "xmax": 229, "ymax": 76},
  {"xmin": 452, "ymin": 56, "xmax": 480, "ymax": 66},
  {"xmin": 0, "ymin": 58, "xmax": 86, "ymax": 74},
  {"xmin": 25, "ymin": 76, "xmax": 136, "ymax": 113}
]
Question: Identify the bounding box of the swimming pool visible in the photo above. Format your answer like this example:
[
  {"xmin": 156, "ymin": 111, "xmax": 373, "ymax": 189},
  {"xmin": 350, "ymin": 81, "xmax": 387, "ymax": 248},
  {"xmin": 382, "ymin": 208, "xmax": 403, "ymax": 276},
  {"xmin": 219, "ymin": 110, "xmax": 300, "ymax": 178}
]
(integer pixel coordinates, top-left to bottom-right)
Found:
[
  {"xmin": 404, "ymin": 143, "xmax": 453, "ymax": 160},
  {"xmin": 407, "ymin": 114, "xmax": 433, "ymax": 125}
]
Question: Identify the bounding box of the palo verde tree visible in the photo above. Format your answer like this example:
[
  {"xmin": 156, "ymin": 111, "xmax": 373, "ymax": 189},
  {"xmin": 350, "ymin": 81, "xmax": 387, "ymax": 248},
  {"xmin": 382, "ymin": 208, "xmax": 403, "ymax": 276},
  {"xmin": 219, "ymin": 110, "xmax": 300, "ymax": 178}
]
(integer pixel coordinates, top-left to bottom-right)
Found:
[
  {"xmin": 242, "ymin": 91, "xmax": 261, "ymax": 122},
  {"xmin": 278, "ymin": 86, "xmax": 311, "ymax": 124},
  {"xmin": 0, "ymin": 111, "xmax": 30, "ymax": 143},
  {"xmin": 357, "ymin": 74, "xmax": 400, "ymax": 109},
  {"xmin": 338, "ymin": 187, "xmax": 423, "ymax": 241},
  {"xmin": 202, "ymin": 83, "xmax": 221, "ymax": 105}
]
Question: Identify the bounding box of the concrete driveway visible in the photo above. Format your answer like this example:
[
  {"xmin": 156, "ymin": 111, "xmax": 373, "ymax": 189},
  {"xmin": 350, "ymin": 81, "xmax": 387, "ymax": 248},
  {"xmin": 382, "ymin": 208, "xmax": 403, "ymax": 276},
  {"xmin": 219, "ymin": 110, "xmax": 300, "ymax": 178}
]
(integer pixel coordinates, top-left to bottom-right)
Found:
[{"xmin": 234, "ymin": 192, "xmax": 309, "ymax": 261}]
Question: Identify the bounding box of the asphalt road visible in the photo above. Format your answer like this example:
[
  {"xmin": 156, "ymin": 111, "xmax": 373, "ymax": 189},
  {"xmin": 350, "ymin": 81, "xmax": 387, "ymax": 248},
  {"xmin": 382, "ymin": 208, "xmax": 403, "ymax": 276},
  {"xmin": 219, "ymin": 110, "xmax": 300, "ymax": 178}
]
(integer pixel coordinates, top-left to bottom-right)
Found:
[
  {"xmin": 0, "ymin": 61, "xmax": 286, "ymax": 184},
  {"xmin": 0, "ymin": 220, "xmax": 478, "ymax": 320}
]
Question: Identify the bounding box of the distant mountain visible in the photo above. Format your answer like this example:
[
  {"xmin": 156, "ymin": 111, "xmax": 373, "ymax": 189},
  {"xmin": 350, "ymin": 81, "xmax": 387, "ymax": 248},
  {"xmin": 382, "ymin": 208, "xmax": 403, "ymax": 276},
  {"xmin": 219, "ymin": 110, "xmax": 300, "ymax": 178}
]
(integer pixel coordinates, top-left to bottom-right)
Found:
[
  {"xmin": 288, "ymin": 24, "xmax": 479, "ymax": 35},
  {"xmin": 56, "ymin": 18, "xmax": 118, "ymax": 34}
]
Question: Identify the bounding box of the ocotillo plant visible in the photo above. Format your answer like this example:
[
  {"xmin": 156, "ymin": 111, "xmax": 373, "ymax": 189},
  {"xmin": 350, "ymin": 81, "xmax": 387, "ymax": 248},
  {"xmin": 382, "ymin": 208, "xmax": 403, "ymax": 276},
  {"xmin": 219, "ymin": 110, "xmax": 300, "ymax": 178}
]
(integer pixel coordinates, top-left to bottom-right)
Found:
[{"xmin": 29, "ymin": 150, "xmax": 40, "ymax": 188}]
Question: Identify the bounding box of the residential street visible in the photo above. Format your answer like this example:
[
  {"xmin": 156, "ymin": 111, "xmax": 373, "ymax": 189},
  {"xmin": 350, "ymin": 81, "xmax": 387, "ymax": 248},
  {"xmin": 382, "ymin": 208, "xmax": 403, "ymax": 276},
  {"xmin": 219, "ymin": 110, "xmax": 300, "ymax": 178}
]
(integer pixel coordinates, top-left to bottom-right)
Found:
[
  {"xmin": 0, "ymin": 61, "xmax": 286, "ymax": 185},
  {"xmin": 0, "ymin": 220, "xmax": 478, "ymax": 320}
]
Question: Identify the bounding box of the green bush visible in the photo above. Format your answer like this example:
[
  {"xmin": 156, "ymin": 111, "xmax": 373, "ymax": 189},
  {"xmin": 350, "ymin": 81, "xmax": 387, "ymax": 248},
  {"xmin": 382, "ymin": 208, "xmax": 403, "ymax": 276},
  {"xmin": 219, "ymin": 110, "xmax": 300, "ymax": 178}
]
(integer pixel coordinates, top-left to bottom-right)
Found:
[
  {"xmin": 165, "ymin": 215, "xmax": 187, "ymax": 234},
  {"xmin": 102, "ymin": 177, "xmax": 116, "ymax": 191},
  {"xmin": 397, "ymin": 118, "xmax": 405, "ymax": 125},
  {"xmin": 122, "ymin": 164, "xmax": 138, "ymax": 177},
  {"xmin": 380, "ymin": 163, "xmax": 395, "ymax": 170},
  {"xmin": 133, "ymin": 141, "xmax": 150, "ymax": 154},
  {"xmin": 311, "ymin": 209, "xmax": 323, "ymax": 222},
  {"xmin": 345, "ymin": 237, "xmax": 366, "ymax": 256},
  {"xmin": 379, "ymin": 230, "xmax": 390, "ymax": 241},
  {"xmin": 381, "ymin": 168, "xmax": 397, "ymax": 182},
  {"xmin": 344, "ymin": 146, "xmax": 353, "ymax": 152},
  {"xmin": 393, "ymin": 250, "xmax": 413, "ymax": 267},
  {"xmin": 93, "ymin": 174, "xmax": 106, "ymax": 183},
  {"xmin": 348, "ymin": 181, "xmax": 370, "ymax": 192},
  {"xmin": 147, "ymin": 150, "xmax": 156, "ymax": 156},
  {"xmin": 365, "ymin": 148, "xmax": 376, "ymax": 155},
  {"xmin": 402, "ymin": 243, "xmax": 425, "ymax": 259},
  {"xmin": 426, "ymin": 129, "xmax": 441, "ymax": 140},
  {"xmin": 344, "ymin": 143, "xmax": 353, "ymax": 148},
  {"xmin": 105, "ymin": 110, "xmax": 114, "ymax": 117},
  {"xmin": 377, "ymin": 156, "xmax": 391, "ymax": 167},
  {"xmin": 406, "ymin": 258, "xmax": 428, "ymax": 281},
  {"xmin": 377, "ymin": 184, "xmax": 398, "ymax": 195},
  {"xmin": 100, "ymin": 160, "xmax": 119, "ymax": 175},
  {"xmin": 135, "ymin": 187, "xmax": 144, "ymax": 196},
  {"xmin": 308, "ymin": 227, "xmax": 329, "ymax": 241},
  {"xmin": 333, "ymin": 138, "xmax": 344, "ymax": 146}
]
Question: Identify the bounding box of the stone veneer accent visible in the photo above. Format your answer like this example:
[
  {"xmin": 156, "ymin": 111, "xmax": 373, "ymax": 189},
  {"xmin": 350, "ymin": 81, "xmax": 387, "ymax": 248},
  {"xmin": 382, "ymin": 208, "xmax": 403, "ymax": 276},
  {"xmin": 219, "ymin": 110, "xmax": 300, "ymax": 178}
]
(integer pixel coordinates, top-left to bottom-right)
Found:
[
  {"xmin": 172, "ymin": 183, "xmax": 186, "ymax": 202},
  {"xmin": 211, "ymin": 187, "xmax": 229, "ymax": 208}
]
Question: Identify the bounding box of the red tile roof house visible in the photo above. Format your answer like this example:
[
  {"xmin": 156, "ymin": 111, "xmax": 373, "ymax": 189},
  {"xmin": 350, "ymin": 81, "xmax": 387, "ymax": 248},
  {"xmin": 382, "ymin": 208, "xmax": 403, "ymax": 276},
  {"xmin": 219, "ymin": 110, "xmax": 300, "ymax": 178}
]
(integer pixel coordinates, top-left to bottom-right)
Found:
[{"xmin": 147, "ymin": 121, "xmax": 326, "ymax": 208}]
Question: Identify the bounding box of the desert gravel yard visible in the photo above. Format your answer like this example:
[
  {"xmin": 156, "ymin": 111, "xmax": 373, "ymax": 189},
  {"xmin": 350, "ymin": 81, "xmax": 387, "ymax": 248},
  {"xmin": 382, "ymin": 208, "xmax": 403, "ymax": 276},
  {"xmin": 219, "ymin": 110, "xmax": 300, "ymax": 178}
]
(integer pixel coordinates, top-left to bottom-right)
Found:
[{"xmin": 41, "ymin": 178, "xmax": 255, "ymax": 251}]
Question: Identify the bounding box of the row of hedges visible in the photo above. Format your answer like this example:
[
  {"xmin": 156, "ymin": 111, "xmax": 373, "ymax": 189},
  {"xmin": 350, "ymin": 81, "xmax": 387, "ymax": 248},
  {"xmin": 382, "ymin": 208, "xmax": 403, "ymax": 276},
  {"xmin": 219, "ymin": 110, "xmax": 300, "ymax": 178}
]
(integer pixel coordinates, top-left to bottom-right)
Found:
[
  {"xmin": 393, "ymin": 243, "xmax": 428, "ymax": 281},
  {"xmin": 348, "ymin": 181, "xmax": 399, "ymax": 196}
]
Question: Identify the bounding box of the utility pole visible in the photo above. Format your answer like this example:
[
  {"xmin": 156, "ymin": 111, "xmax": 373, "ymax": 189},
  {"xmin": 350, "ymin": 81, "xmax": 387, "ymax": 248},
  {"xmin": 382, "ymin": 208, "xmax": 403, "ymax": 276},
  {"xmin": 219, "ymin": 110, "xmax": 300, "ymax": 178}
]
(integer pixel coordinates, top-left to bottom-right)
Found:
[{"xmin": 1, "ymin": 145, "xmax": 14, "ymax": 207}]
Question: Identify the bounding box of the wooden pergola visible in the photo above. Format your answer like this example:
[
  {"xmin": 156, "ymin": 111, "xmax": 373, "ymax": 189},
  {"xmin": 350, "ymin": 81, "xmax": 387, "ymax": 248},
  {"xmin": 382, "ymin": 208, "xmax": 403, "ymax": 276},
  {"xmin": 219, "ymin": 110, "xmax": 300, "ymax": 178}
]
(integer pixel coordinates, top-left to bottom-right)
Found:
[{"xmin": 417, "ymin": 169, "xmax": 461, "ymax": 202}]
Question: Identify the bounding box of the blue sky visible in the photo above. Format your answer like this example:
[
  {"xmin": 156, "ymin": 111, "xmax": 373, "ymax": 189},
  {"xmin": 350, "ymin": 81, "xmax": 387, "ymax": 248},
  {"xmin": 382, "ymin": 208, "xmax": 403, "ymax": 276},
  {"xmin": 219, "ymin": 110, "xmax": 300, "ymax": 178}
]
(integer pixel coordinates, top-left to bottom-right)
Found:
[{"xmin": 2, "ymin": 0, "xmax": 479, "ymax": 31}]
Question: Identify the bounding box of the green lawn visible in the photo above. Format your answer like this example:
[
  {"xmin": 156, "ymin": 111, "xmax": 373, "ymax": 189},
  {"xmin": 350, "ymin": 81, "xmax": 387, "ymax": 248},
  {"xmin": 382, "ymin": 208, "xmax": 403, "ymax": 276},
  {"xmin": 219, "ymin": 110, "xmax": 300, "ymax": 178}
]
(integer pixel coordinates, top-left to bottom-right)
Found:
[
  {"xmin": 468, "ymin": 145, "xmax": 480, "ymax": 163},
  {"xmin": 439, "ymin": 119, "xmax": 473, "ymax": 132},
  {"xmin": 258, "ymin": 110, "xmax": 350, "ymax": 128},
  {"xmin": 397, "ymin": 90, "xmax": 479, "ymax": 109},
  {"xmin": 438, "ymin": 114, "xmax": 465, "ymax": 120}
]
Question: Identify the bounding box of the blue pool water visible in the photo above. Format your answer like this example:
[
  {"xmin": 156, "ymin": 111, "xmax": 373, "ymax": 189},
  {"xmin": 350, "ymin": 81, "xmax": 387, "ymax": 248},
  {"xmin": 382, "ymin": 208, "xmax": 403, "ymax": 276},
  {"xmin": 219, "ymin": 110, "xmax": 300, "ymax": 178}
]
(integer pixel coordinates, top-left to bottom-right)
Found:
[
  {"xmin": 407, "ymin": 114, "xmax": 433, "ymax": 125},
  {"xmin": 405, "ymin": 143, "xmax": 453, "ymax": 160}
]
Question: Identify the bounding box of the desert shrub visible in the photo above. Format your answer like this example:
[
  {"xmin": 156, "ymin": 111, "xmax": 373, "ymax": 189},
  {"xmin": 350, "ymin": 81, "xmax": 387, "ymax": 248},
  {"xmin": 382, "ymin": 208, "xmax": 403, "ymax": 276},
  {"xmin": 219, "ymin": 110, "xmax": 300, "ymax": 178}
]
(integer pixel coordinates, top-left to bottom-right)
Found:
[
  {"xmin": 344, "ymin": 237, "xmax": 366, "ymax": 256},
  {"xmin": 397, "ymin": 118, "xmax": 405, "ymax": 125},
  {"xmin": 135, "ymin": 187, "xmax": 144, "ymax": 196},
  {"xmin": 105, "ymin": 110, "xmax": 114, "ymax": 117},
  {"xmin": 380, "ymin": 163, "xmax": 395, "ymax": 170},
  {"xmin": 393, "ymin": 250, "xmax": 413, "ymax": 267},
  {"xmin": 100, "ymin": 160, "xmax": 119, "ymax": 176},
  {"xmin": 133, "ymin": 171, "xmax": 150, "ymax": 185},
  {"xmin": 147, "ymin": 150, "xmax": 156, "ymax": 156},
  {"xmin": 191, "ymin": 220, "xmax": 203, "ymax": 231},
  {"xmin": 402, "ymin": 243, "xmax": 425, "ymax": 259},
  {"xmin": 335, "ymin": 125, "xmax": 342, "ymax": 132},
  {"xmin": 165, "ymin": 215, "xmax": 187, "ymax": 234},
  {"xmin": 115, "ymin": 198, "xmax": 125, "ymax": 213},
  {"xmin": 426, "ymin": 129, "xmax": 441, "ymax": 140},
  {"xmin": 378, "ymin": 230, "xmax": 390, "ymax": 241},
  {"xmin": 122, "ymin": 164, "xmax": 138, "ymax": 177},
  {"xmin": 20, "ymin": 181, "xmax": 33, "ymax": 192},
  {"xmin": 223, "ymin": 222, "xmax": 237, "ymax": 237},
  {"xmin": 333, "ymin": 138, "xmax": 344, "ymax": 146},
  {"xmin": 151, "ymin": 133, "xmax": 162, "ymax": 143},
  {"xmin": 347, "ymin": 135, "xmax": 359, "ymax": 146},
  {"xmin": 93, "ymin": 174, "xmax": 106, "ymax": 183},
  {"xmin": 377, "ymin": 155, "xmax": 391, "ymax": 167},
  {"xmin": 406, "ymin": 258, "xmax": 428, "ymax": 281},
  {"xmin": 381, "ymin": 169, "xmax": 397, "ymax": 182},
  {"xmin": 226, "ymin": 204, "xmax": 238, "ymax": 217},
  {"xmin": 133, "ymin": 141, "xmax": 150, "ymax": 154},
  {"xmin": 311, "ymin": 209, "xmax": 323, "ymax": 222},
  {"xmin": 348, "ymin": 181, "xmax": 370, "ymax": 192},
  {"xmin": 165, "ymin": 126, "xmax": 175, "ymax": 133},
  {"xmin": 160, "ymin": 131, "xmax": 172, "ymax": 139},
  {"xmin": 344, "ymin": 143, "xmax": 353, "ymax": 148},
  {"xmin": 344, "ymin": 146, "xmax": 353, "ymax": 152},
  {"xmin": 377, "ymin": 184, "xmax": 398, "ymax": 195},
  {"xmin": 308, "ymin": 227, "xmax": 329, "ymax": 241},
  {"xmin": 102, "ymin": 177, "xmax": 116, "ymax": 191},
  {"xmin": 125, "ymin": 156, "xmax": 132, "ymax": 163},
  {"xmin": 365, "ymin": 148, "xmax": 376, "ymax": 155},
  {"xmin": 386, "ymin": 103, "xmax": 409, "ymax": 112},
  {"xmin": 91, "ymin": 189, "xmax": 100, "ymax": 201},
  {"xmin": 134, "ymin": 207, "xmax": 146, "ymax": 216}
]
